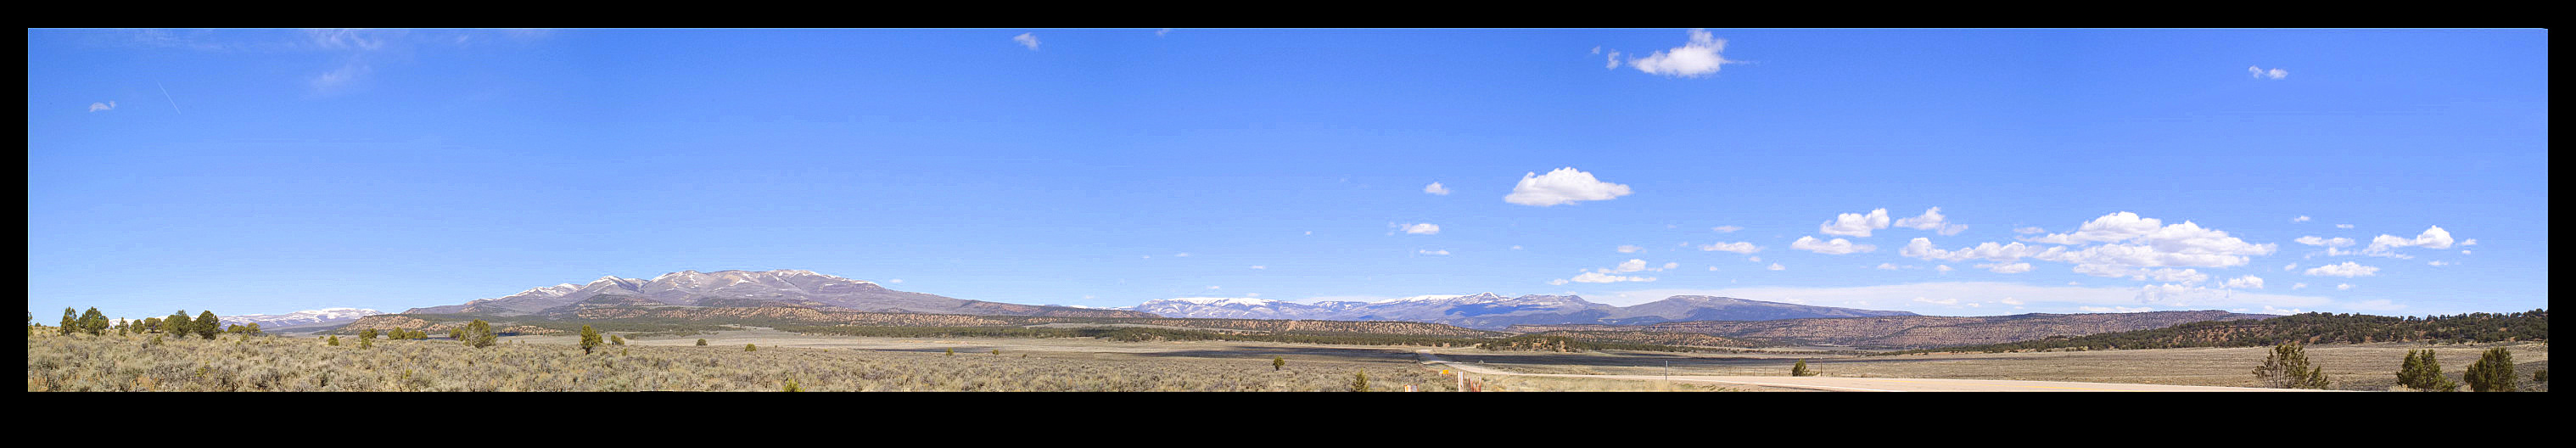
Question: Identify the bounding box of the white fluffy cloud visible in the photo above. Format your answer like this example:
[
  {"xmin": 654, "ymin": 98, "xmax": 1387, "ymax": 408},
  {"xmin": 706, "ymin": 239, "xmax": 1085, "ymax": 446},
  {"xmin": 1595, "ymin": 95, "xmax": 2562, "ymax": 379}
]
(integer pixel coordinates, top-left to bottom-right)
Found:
[
  {"xmin": 2363, "ymin": 226, "xmax": 2455, "ymax": 258},
  {"xmin": 1398, "ymin": 222, "xmax": 1440, "ymax": 235},
  {"xmin": 2225, "ymin": 275, "xmax": 2265, "ymax": 289},
  {"xmin": 1504, "ymin": 167, "xmax": 1632, "ymax": 206},
  {"xmin": 2019, "ymin": 211, "xmax": 2164, "ymax": 244},
  {"xmin": 1013, "ymin": 33, "xmax": 1040, "ymax": 50},
  {"xmin": 1819, "ymin": 209, "xmax": 1891, "ymax": 237},
  {"xmin": 1698, "ymin": 241, "xmax": 1761, "ymax": 254},
  {"xmin": 1626, "ymin": 28, "xmax": 1733, "ymax": 78},
  {"xmin": 1422, "ymin": 182, "xmax": 1450, "ymax": 195},
  {"xmin": 1790, "ymin": 236, "xmax": 1876, "ymax": 255},
  {"xmin": 1901, "ymin": 238, "xmax": 2052, "ymax": 262},
  {"xmin": 1767, "ymin": 263, "xmax": 1785, "ymax": 271},
  {"xmin": 1894, "ymin": 207, "xmax": 1968, "ymax": 236},
  {"xmin": 2337, "ymin": 283, "xmax": 2354, "ymax": 290},
  {"xmin": 2027, "ymin": 216, "xmax": 2276, "ymax": 273},
  {"xmin": 1612, "ymin": 259, "xmax": 1649, "ymax": 272},
  {"xmin": 2303, "ymin": 261, "xmax": 2379, "ymax": 277}
]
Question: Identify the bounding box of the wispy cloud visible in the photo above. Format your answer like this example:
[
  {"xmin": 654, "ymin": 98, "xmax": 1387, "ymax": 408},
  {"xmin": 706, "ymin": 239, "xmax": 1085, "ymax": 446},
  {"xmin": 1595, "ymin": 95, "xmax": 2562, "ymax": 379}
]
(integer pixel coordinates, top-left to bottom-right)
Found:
[
  {"xmin": 1014, "ymin": 33, "xmax": 1041, "ymax": 51},
  {"xmin": 87, "ymin": 101, "xmax": 115, "ymax": 112},
  {"xmin": 2248, "ymin": 65, "xmax": 2288, "ymax": 80}
]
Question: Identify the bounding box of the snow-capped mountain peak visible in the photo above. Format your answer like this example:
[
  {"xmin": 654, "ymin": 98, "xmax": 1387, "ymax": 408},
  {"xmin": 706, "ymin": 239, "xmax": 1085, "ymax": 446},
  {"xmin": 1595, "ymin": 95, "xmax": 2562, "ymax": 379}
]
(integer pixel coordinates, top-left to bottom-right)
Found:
[
  {"xmin": 219, "ymin": 308, "xmax": 385, "ymax": 328},
  {"xmin": 1156, "ymin": 297, "xmax": 1282, "ymax": 306}
]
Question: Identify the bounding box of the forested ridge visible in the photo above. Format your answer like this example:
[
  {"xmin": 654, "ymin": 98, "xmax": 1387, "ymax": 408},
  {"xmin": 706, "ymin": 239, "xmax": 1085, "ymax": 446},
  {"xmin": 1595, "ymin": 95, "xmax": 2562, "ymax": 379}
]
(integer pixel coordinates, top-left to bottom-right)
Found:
[{"xmin": 1887, "ymin": 310, "xmax": 2547, "ymax": 355}]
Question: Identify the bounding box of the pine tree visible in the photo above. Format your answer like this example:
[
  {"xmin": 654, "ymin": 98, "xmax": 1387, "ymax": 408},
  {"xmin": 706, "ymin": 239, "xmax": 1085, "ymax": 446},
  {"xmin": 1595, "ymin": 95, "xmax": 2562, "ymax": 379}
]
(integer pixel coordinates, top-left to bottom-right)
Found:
[
  {"xmin": 2463, "ymin": 347, "xmax": 2517, "ymax": 392},
  {"xmin": 193, "ymin": 311, "xmax": 221, "ymax": 340},
  {"xmin": 579, "ymin": 325, "xmax": 602, "ymax": 354}
]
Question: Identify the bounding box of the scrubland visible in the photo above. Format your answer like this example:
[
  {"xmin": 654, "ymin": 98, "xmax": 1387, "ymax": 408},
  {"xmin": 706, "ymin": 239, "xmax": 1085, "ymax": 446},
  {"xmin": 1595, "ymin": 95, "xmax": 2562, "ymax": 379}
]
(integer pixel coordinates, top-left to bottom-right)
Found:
[{"xmin": 25, "ymin": 330, "xmax": 1461, "ymax": 392}]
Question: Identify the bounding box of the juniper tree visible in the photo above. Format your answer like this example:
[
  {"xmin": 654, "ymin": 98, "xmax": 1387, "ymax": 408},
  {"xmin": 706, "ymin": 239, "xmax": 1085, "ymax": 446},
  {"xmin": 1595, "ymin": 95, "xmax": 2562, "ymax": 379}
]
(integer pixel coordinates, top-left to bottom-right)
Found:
[
  {"xmin": 359, "ymin": 328, "xmax": 379, "ymax": 341},
  {"xmin": 610, "ymin": 334, "xmax": 625, "ymax": 345},
  {"xmin": 579, "ymin": 325, "xmax": 602, "ymax": 354},
  {"xmin": 1350, "ymin": 371, "xmax": 1371, "ymax": 392},
  {"xmin": 2254, "ymin": 342, "xmax": 2332, "ymax": 389},
  {"xmin": 1274, "ymin": 356, "xmax": 1285, "ymax": 371},
  {"xmin": 165, "ymin": 311, "xmax": 191, "ymax": 335},
  {"xmin": 2463, "ymin": 347, "xmax": 2517, "ymax": 392},
  {"xmin": 745, "ymin": 344, "xmax": 758, "ymax": 351},
  {"xmin": 80, "ymin": 307, "xmax": 108, "ymax": 335},
  {"xmin": 59, "ymin": 307, "xmax": 76, "ymax": 336},
  {"xmin": 461, "ymin": 320, "xmax": 497, "ymax": 348},
  {"xmin": 1791, "ymin": 360, "xmax": 1817, "ymax": 377},
  {"xmin": 697, "ymin": 339, "xmax": 708, "ymax": 346},
  {"xmin": 328, "ymin": 335, "xmax": 341, "ymax": 346},
  {"xmin": 2397, "ymin": 349, "xmax": 2457, "ymax": 391},
  {"xmin": 193, "ymin": 311, "xmax": 220, "ymax": 340}
]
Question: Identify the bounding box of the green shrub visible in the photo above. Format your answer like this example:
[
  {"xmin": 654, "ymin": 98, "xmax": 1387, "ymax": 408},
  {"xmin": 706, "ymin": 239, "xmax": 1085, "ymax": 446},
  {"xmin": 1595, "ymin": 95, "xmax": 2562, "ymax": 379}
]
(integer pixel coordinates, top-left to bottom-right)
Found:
[
  {"xmin": 2463, "ymin": 347, "xmax": 2517, "ymax": 392},
  {"xmin": 2253, "ymin": 342, "xmax": 2332, "ymax": 389}
]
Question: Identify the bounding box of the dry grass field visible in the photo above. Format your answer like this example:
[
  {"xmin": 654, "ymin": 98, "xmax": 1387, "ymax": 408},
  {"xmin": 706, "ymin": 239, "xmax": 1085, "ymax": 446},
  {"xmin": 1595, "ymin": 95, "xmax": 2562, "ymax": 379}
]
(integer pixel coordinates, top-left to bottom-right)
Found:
[
  {"xmin": 31, "ymin": 326, "xmax": 2544, "ymax": 391},
  {"xmin": 1427, "ymin": 341, "xmax": 2549, "ymax": 391},
  {"xmin": 25, "ymin": 329, "xmax": 1465, "ymax": 392}
]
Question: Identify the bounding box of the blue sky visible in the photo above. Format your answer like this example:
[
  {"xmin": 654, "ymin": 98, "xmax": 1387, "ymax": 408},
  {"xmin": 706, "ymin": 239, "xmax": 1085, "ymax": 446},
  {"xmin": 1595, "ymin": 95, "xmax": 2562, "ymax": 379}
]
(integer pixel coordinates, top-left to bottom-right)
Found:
[{"xmin": 28, "ymin": 29, "xmax": 2549, "ymax": 321}]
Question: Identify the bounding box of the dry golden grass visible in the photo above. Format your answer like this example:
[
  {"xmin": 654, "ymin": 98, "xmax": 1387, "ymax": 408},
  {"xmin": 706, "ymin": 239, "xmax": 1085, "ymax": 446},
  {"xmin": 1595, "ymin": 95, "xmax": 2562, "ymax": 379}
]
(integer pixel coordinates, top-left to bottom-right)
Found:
[
  {"xmin": 25, "ymin": 331, "xmax": 1461, "ymax": 392},
  {"xmin": 1426, "ymin": 341, "xmax": 2549, "ymax": 391}
]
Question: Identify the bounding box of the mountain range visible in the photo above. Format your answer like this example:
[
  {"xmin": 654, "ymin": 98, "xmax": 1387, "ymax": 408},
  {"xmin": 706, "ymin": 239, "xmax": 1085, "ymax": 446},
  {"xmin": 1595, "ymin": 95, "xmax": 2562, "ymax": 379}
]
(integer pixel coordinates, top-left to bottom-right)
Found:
[
  {"xmin": 1509, "ymin": 310, "xmax": 2281, "ymax": 349},
  {"xmin": 1124, "ymin": 293, "xmax": 1919, "ymax": 330},
  {"xmin": 400, "ymin": 269, "xmax": 1146, "ymax": 318},
  {"xmin": 218, "ymin": 307, "xmax": 385, "ymax": 330}
]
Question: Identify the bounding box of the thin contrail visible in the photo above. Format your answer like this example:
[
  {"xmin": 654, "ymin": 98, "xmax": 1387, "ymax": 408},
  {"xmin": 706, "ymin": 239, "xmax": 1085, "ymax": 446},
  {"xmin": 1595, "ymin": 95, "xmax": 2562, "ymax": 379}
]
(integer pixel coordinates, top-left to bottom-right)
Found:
[{"xmin": 157, "ymin": 81, "xmax": 181, "ymax": 114}]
